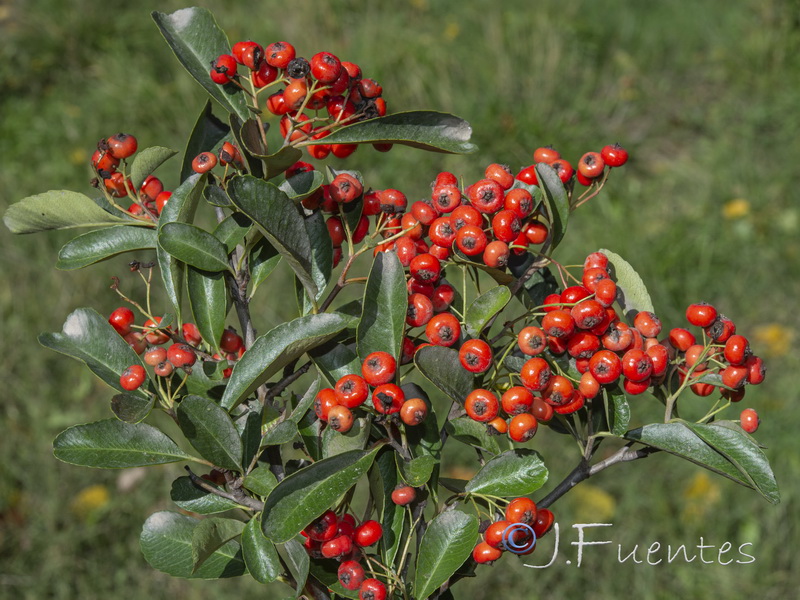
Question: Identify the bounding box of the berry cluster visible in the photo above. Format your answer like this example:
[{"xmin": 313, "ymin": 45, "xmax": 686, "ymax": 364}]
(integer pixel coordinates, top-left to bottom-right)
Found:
[
  {"xmin": 300, "ymin": 510, "xmax": 388, "ymax": 598},
  {"xmin": 109, "ymin": 303, "xmax": 246, "ymax": 391},
  {"xmin": 314, "ymin": 350, "xmax": 429, "ymax": 432},
  {"xmin": 211, "ymin": 40, "xmax": 388, "ymax": 160},
  {"xmin": 91, "ymin": 134, "xmax": 174, "ymax": 218},
  {"xmin": 517, "ymin": 143, "xmax": 629, "ymax": 188},
  {"xmin": 472, "ymin": 497, "xmax": 554, "ymax": 564}
]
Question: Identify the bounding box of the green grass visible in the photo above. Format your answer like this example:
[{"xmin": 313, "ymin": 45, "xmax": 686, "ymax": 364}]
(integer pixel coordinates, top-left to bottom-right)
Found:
[{"xmin": 1, "ymin": 0, "xmax": 799, "ymax": 598}]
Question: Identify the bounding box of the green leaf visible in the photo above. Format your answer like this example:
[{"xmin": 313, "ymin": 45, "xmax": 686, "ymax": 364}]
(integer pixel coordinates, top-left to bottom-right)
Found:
[
  {"xmin": 221, "ymin": 312, "xmax": 355, "ymax": 411},
  {"xmin": 259, "ymin": 378, "xmax": 319, "ymax": 449},
  {"xmin": 534, "ymin": 163, "xmax": 569, "ymax": 250},
  {"xmin": 177, "ymin": 396, "xmax": 243, "ymax": 471},
  {"xmin": 191, "ymin": 517, "xmax": 245, "ymax": 572},
  {"xmin": 110, "ymin": 393, "xmax": 155, "ymax": 424},
  {"xmin": 264, "ymin": 146, "xmax": 303, "ymax": 180},
  {"xmin": 213, "ymin": 212, "xmax": 251, "ymax": 254},
  {"xmin": 157, "ymin": 173, "xmax": 206, "ymax": 320},
  {"xmin": 683, "ymin": 422, "xmax": 779, "ymax": 503},
  {"xmin": 625, "ymin": 423, "xmax": 777, "ymax": 501},
  {"xmin": 237, "ymin": 118, "xmax": 269, "ymax": 158},
  {"xmin": 465, "ymin": 285, "xmax": 512, "ymax": 337},
  {"xmin": 159, "ymin": 222, "xmax": 231, "ymax": 272},
  {"xmin": 357, "ymin": 251, "xmax": 407, "ymax": 361},
  {"xmin": 4, "ymin": 190, "xmax": 131, "ymax": 233},
  {"xmin": 414, "ymin": 346, "xmax": 473, "ymax": 405},
  {"xmin": 261, "ymin": 448, "xmax": 379, "ymax": 543},
  {"xmin": 445, "ymin": 416, "xmax": 500, "ymax": 454},
  {"xmin": 242, "ymin": 517, "xmax": 281, "ymax": 584},
  {"xmin": 243, "ymin": 466, "xmax": 279, "ymax": 498},
  {"xmin": 56, "ymin": 226, "xmax": 157, "ymax": 270},
  {"xmin": 227, "ymin": 175, "xmax": 318, "ymax": 302},
  {"xmin": 182, "ymin": 101, "xmax": 231, "ymax": 182},
  {"xmin": 599, "ymin": 248, "xmax": 655, "ymax": 317},
  {"xmin": 39, "ymin": 307, "xmax": 151, "ymax": 396},
  {"xmin": 368, "ymin": 448, "xmax": 406, "ymax": 566},
  {"xmin": 281, "ymin": 538, "xmax": 310, "ymax": 595},
  {"xmin": 464, "ymin": 449, "xmax": 548, "ymax": 497},
  {"xmin": 608, "ymin": 388, "xmax": 630, "ymax": 436},
  {"xmin": 187, "ymin": 267, "xmax": 228, "ymax": 354},
  {"xmin": 130, "ymin": 146, "xmax": 177, "ymax": 189},
  {"xmin": 280, "ymin": 170, "xmax": 325, "ymax": 202},
  {"xmin": 322, "ymin": 417, "xmax": 370, "ymax": 458},
  {"xmin": 396, "ymin": 453, "xmax": 437, "ymax": 487},
  {"xmin": 414, "ymin": 511, "xmax": 479, "ymax": 600},
  {"xmin": 321, "ymin": 111, "xmax": 476, "ymax": 154},
  {"xmin": 296, "ymin": 211, "xmax": 332, "ymax": 315},
  {"xmin": 140, "ymin": 511, "xmax": 245, "ymax": 578},
  {"xmin": 249, "ymin": 237, "xmax": 281, "ymax": 299},
  {"xmin": 297, "ymin": 410, "xmax": 323, "ymax": 462},
  {"xmin": 238, "ymin": 409, "xmax": 262, "ymax": 469},
  {"xmin": 171, "ymin": 476, "xmax": 241, "ymax": 514},
  {"xmin": 229, "ymin": 115, "xmax": 266, "ymax": 179},
  {"xmin": 152, "ymin": 8, "xmax": 250, "ymax": 121},
  {"xmin": 310, "ymin": 342, "xmax": 361, "ymax": 387},
  {"xmin": 54, "ymin": 419, "xmax": 196, "ymax": 468}
]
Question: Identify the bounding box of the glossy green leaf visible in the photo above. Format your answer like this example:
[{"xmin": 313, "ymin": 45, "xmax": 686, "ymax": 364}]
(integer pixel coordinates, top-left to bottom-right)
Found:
[
  {"xmin": 213, "ymin": 212, "xmax": 251, "ymax": 253},
  {"xmin": 625, "ymin": 423, "xmax": 777, "ymax": 500},
  {"xmin": 264, "ymin": 146, "xmax": 304, "ymax": 180},
  {"xmin": 238, "ymin": 409, "xmax": 261, "ymax": 469},
  {"xmin": 191, "ymin": 517, "xmax": 245, "ymax": 572},
  {"xmin": 368, "ymin": 448, "xmax": 406, "ymax": 566},
  {"xmin": 414, "ymin": 511, "xmax": 479, "ymax": 600},
  {"xmin": 414, "ymin": 345, "xmax": 473, "ymax": 405},
  {"xmin": 396, "ymin": 453, "xmax": 437, "ymax": 487},
  {"xmin": 508, "ymin": 255, "xmax": 559, "ymax": 310},
  {"xmin": 157, "ymin": 173, "xmax": 206, "ymax": 319},
  {"xmin": 4, "ymin": 190, "xmax": 131, "ymax": 233},
  {"xmin": 39, "ymin": 307, "xmax": 150, "ymax": 396},
  {"xmin": 238, "ymin": 118, "xmax": 269, "ymax": 157},
  {"xmin": 226, "ymin": 175, "xmax": 318, "ymax": 302},
  {"xmin": 242, "ymin": 517, "xmax": 281, "ymax": 584},
  {"xmin": 297, "ymin": 410, "xmax": 323, "ymax": 462},
  {"xmin": 152, "ymin": 8, "xmax": 250, "ymax": 121},
  {"xmin": 170, "ymin": 476, "xmax": 241, "ymax": 514},
  {"xmin": 297, "ymin": 211, "xmax": 332, "ymax": 315},
  {"xmin": 683, "ymin": 422, "xmax": 779, "ymax": 503},
  {"xmin": 140, "ymin": 511, "xmax": 245, "ymax": 578},
  {"xmin": 228, "ymin": 115, "xmax": 265, "ymax": 178},
  {"xmin": 259, "ymin": 378, "xmax": 319, "ymax": 449},
  {"xmin": 248, "ymin": 237, "xmax": 281, "ymax": 299},
  {"xmin": 445, "ymin": 416, "xmax": 500, "ymax": 454},
  {"xmin": 159, "ymin": 222, "xmax": 231, "ymax": 272},
  {"xmin": 310, "ymin": 342, "xmax": 360, "ymax": 387},
  {"xmin": 608, "ymin": 388, "xmax": 630, "ymax": 436},
  {"xmin": 204, "ymin": 184, "xmax": 232, "ymax": 208},
  {"xmin": 221, "ymin": 312, "xmax": 355, "ymax": 411},
  {"xmin": 322, "ymin": 417, "xmax": 370, "ymax": 458},
  {"xmin": 357, "ymin": 251, "xmax": 407, "ymax": 361},
  {"xmin": 600, "ymin": 248, "xmax": 655, "ymax": 317},
  {"xmin": 110, "ymin": 393, "xmax": 155, "ymax": 424},
  {"xmin": 465, "ymin": 449, "xmax": 548, "ymax": 497},
  {"xmin": 321, "ymin": 111, "xmax": 476, "ymax": 154},
  {"xmin": 535, "ymin": 163, "xmax": 569, "ymax": 250},
  {"xmin": 243, "ymin": 466, "xmax": 279, "ymax": 498},
  {"xmin": 54, "ymin": 419, "xmax": 196, "ymax": 468},
  {"xmin": 182, "ymin": 101, "xmax": 231, "ymax": 182},
  {"xmin": 56, "ymin": 226, "xmax": 157, "ymax": 270},
  {"xmin": 465, "ymin": 285, "xmax": 511, "ymax": 337},
  {"xmin": 177, "ymin": 395, "xmax": 243, "ymax": 471},
  {"xmin": 261, "ymin": 447, "xmax": 379, "ymax": 543},
  {"xmin": 185, "ymin": 360, "xmax": 228, "ymax": 398},
  {"xmin": 281, "ymin": 538, "xmax": 310, "ymax": 595},
  {"xmin": 187, "ymin": 266, "xmax": 228, "ymax": 353},
  {"xmin": 280, "ymin": 170, "xmax": 325, "ymax": 202},
  {"xmin": 130, "ymin": 146, "xmax": 177, "ymax": 189}
]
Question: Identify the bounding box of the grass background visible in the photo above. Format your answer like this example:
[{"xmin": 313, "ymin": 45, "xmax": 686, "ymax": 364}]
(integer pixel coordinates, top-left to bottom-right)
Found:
[{"xmin": 1, "ymin": 0, "xmax": 799, "ymax": 598}]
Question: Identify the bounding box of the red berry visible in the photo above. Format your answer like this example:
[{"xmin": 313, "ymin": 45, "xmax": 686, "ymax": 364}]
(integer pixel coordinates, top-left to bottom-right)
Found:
[
  {"xmin": 372, "ymin": 383, "xmax": 405, "ymax": 414},
  {"xmin": 505, "ymin": 497, "xmax": 538, "ymax": 525},
  {"xmin": 550, "ymin": 159, "xmax": 574, "ymax": 183},
  {"xmin": 501, "ymin": 386, "xmax": 534, "ymax": 416},
  {"xmin": 338, "ymin": 560, "xmax": 366, "ymax": 591},
  {"xmin": 120, "ymin": 364, "xmax": 146, "ymax": 391},
  {"xmin": 468, "ymin": 179, "xmax": 505, "ymax": 214},
  {"xmin": 264, "ymin": 41, "xmax": 295, "ymax": 69},
  {"xmin": 362, "ymin": 351, "xmax": 397, "ymax": 386},
  {"xmin": 455, "ymin": 225, "xmax": 488, "ymax": 256},
  {"xmin": 541, "ymin": 309, "xmax": 575, "ymax": 339},
  {"xmin": 354, "ymin": 520, "xmax": 383, "ymax": 547},
  {"xmin": 391, "ymin": 485, "xmax": 416, "ymax": 506},
  {"xmin": 334, "ymin": 374, "xmax": 370, "ymax": 408},
  {"xmin": 483, "ymin": 240, "xmax": 510, "ymax": 268},
  {"xmin": 400, "ymin": 397, "xmax": 429, "ymax": 426},
  {"xmin": 724, "ymin": 335, "xmax": 751, "ymax": 366},
  {"xmin": 220, "ymin": 328, "xmax": 244, "ymax": 354},
  {"xmin": 425, "ymin": 312, "xmax": 461, "ymax": 347},
  {"xmin": 108, "ymin": 306, "xmax": 135, "ymax": 335},
  {"xmin": 491, "ymin": 209, "xmax": 521, "ymax": 243},
  {"xmin": 633, "ymin": 311, "xmax": 662, "ymax": 338},
  {"xmin": 166, "ymin": 343, "xmax": 197, "ymax": 369},
  {"xmin": 740, "ymin": 408, "xmax": 760, "ymax": 434},
  {"xmin": 589, "ymin": 349, "xmax": 623, "ymax": 385},
  {"xmin": 533, "ymin": 146, "xmax": 560, "ymax": 164},
  {"xmin": 314, "ymin": 388, "xmax": 340, "ymax": 422},
  {"xmin": 106, "ymin": 133, "xmax": 138, "ymax": 159},
  {"xmin": 459, "ymin": 339, "xmax": 493, "ymax": 373},
  {"xmin": 306, "ymin": 510, "xmax": 339, "ymax": 542},
  {"xmin": 578, "ymin": 152, "xmax": 605, "ymax": 179},
  {"xmin": 465, "ymin": 389, "xmax": 500, "ymax": 422},
  {"xmin": 473, "ymin": 541, "xmax": 502, "ymax": 564},
  {"xmin": 144, "ymin": 346, "xmax": 167, "ymax": 367},
  {"xmin": 192, "ymin": 151, "xmax": 218, "ymax": 173},
  {"xmin": 601, "ymin": 143, "xmax": 629, "ymax": 167},
  {"xmin": 518, "ymin": 326, "xmax": 547, "ymax": 356},
  {"xmin": 686, "ymin": 302, "xmax": 718, "ymax": 328},
  {"xmin": 504, "ymin": 188, "xmax": 534, "ymax": 219},
  {"xmin": 210, "ymin": 54, "xmax": 238, "ymax": 84}
]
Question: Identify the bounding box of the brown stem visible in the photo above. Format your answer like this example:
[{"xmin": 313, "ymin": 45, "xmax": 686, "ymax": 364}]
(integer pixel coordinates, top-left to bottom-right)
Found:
[{"xmin": 185, "ymin": 466, "xmax": 264, "ymax": 511}]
